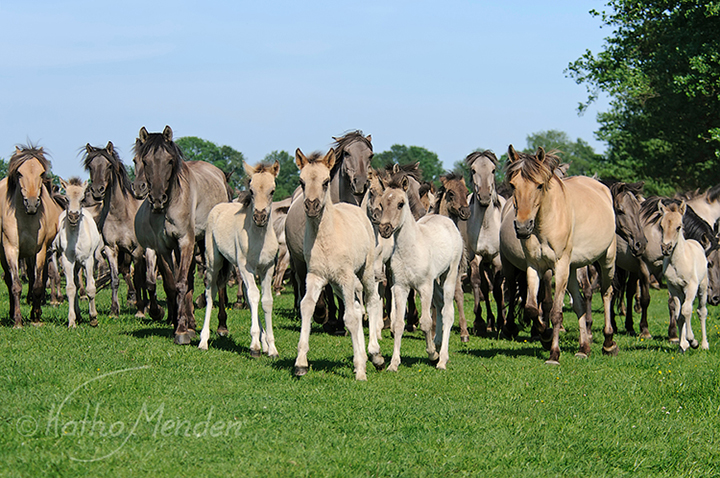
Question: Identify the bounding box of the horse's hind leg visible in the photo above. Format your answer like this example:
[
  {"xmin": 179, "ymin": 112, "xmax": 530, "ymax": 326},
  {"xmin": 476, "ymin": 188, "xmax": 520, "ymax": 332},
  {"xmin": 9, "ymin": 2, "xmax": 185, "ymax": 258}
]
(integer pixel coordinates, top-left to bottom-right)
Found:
[
  {"xmin": 416, "ymin": 282, "xmax": 438, "ymax": 364},
  {"xmin": 698, "ymin": 278, "xmax": 709, "ymax": 350},
  {"xmin": 85, "ymin": 257, "xmax": 98, "ymax": 327},
  {"xmin": 470, "ymin": 258, "xmax": 486, "ymax": 336},
  {"xmin": 388, "ymin": 283, "xmax": 410, "ymax": 372},
  {"xmin": 340, "ymin": 281, "xmax": 368, "ymax": 381},
  {"xmin": 1, "ymin": 247, "xmax": 22, "ymax": 327},
  {"xmin": 62, "ymin": 257, "xmax": 77, "ymax": 328},
  {"xmin": 104, "ymin": 245, "xmax": 121, "ymax": 317},
  {"xmin": 436, "ymin": 270, "xmax": 458, "ymax": 370}
]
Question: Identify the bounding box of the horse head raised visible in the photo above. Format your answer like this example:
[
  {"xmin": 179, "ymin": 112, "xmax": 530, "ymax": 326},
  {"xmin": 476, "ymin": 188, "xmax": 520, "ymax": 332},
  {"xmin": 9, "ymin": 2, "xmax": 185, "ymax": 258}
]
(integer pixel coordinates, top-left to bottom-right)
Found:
[
  {"xmin": 506, "ymin": 145, "xmax": 561, "ymax": 239},
  {"xmin": 296, "ymin": 148, "xmax": 336, "ymax": 218},
  {"xmin": 133, "ymin": 125, "xmax": 183, "ymax": 212},
  {"xmin": 466, "ymin": 150, "xmax": 499, "ymax": 207},
  {"xmin": 60, "ymin": 177, "xmax": 88, "ymax": 227},
  {"xmin": 243, "ymin": 160, "xmax": 280, "ymax": 227},
  {"xmin": 9, "ymin": 146, "xmax": 51, "ymax": 215}
]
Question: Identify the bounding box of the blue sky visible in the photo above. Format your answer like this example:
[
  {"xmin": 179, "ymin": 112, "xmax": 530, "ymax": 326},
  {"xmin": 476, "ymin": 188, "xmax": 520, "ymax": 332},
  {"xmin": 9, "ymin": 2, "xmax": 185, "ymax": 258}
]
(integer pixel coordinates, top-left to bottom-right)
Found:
[{"xmin": 1, "ymin": 1, "xmax": 611, "ymax": 179}]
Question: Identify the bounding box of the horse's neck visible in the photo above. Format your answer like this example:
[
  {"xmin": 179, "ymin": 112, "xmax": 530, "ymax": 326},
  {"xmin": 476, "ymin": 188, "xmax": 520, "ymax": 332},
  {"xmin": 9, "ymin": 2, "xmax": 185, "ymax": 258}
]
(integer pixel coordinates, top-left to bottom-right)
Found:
[
  {"xmin": 306, "ymin": 197, "xmax": 337, "ymax": 236},
  {"xmin": 536, "ymin": 180, "xmax": 570, "ymax": 237},
  {"xmin": 688, "ymin": 195, "xmax": 720, "ymax": 226},
  {"xmin": 392, "ymin": 206, "xmax": 418, "ymax": 253},
  {"xmin": 331, "ymin": 167, "xmax": 359, "ymax": 206}
]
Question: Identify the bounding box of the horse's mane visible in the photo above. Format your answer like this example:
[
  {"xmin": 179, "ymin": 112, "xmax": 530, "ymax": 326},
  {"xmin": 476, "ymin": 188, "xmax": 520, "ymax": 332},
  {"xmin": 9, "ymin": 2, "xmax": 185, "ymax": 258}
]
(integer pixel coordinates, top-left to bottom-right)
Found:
[
  {"xmin": 67, "ymin": 177, "xmax": 83, "ymax": 187},
  {"xmin": 7, "ymin": 144, "xmax": 52, "ymax": 201},
  {"xmin": 132, "ymin": 132, "xmax": 186, "ymax": 182},
  {"xmin": 383, "ymin": 162, "xmax": 422, "ymax": 189},
  {"xmin": 683, "ymin": 205, "xmax": 719, "ymax": 253},
  {"xmin": 640, "ymin": 196, "xmax": 679, "ymax": 225},
  {"xmin": 505, "ymin": 149, "xmax": 562, "ymax": 187},
  {"xmin": 464, "ymin": 150, "xmax": 497, "ymax": 166},
  {"xmin": 82, "ymin": 143, "xmax": 134, "ymax": 197},
  {"xmin": 676, "ymin": 183, "xmax": 720, "ymax": 205},
  {"xmin": 330, "ymin": 131, "xmax": 372, "ymax": 178}
]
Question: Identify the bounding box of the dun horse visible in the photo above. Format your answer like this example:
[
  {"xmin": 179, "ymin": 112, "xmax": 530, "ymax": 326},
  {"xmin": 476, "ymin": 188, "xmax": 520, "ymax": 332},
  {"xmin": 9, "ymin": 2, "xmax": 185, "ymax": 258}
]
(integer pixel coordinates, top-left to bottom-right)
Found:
[
  {"xmin": 658, "ymin": 200, "xmax": 709, "ymax": 352},
  {"xmin": 503, "ymin": 145, "xmax": 617, "ymax": 364},
  {"xmin": 0, "ymin": 146, "xmax": 64, "ymax": 327},
  {"xmin": 53, "ymin": 178, "xmax": 102, "ymax": 328},
  {"xmin": 378, "ymin": 169, "xmax": 464, "ymax": 371},
  {"xmin": 133, "ymin": 126, "xmax": 232, "ymax": 345},
  {"xmin": 199, "ymin": 161, "xmax": 280, "ymax": 357},
  {"xmin": 293, "ymin": 148, "xmax": 383, "ymax": 380}
]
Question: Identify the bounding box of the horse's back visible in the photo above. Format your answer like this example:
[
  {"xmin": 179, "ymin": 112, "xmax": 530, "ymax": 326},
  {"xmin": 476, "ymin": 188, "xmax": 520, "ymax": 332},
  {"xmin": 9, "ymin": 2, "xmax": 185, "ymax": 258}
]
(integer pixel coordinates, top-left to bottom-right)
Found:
[
  {"xmin": 564, "ymin": 176, "xmax": 616, "ymax": 265},
  {"xmin": 417, "ymin": 214, "xmax": 463, "ymax": 267},
  {"xmin": 186, "ymin": 161, "xmax": 232, "ymax": 238}
]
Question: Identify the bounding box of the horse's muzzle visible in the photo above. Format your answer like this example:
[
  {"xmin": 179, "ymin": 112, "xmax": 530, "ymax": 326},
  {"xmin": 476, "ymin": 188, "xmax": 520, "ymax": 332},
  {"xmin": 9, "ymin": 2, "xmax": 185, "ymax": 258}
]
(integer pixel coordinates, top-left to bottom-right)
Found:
[
  {"xmin": 630, "ymin": 238, "xmax": 647, "ymax": 257},
  {"xmin": 150, "ymin": 194, "xmax": 169, "ymax": 213},
  {"xmin": 514, "ymin": 219, "xmax": 534, "ymax": 239},
  {"xmin": 253, "ymin": 211, "xmax": 269, "ymax": 227},
  {"xmin": 457, "ymin": 206, "xmax": 471, "ymax": 221},
  {"xmin": 661, "ymin": 243, "xmax": 674, "ymax": 256},
  {"xmin": 67, "ymin": 211, "xmax": 81, "ymax": 226},
  {"xmin": 378, "ymin": 223, "xmax": 394, "ymax": 239},
  {"xmin": 476, "ymin": 192, "xmax": 492, "ymax": 208},
  {"xmin": 132, "ymin": 181, "xmax": 149, "ymax": 200},
  {"xmin": 23, "ymin": 198, "xmax": 40, "ymax": 215},
  {"xmin": 304, "ymin": 198, "xmax": 321, "ymax": 217}
]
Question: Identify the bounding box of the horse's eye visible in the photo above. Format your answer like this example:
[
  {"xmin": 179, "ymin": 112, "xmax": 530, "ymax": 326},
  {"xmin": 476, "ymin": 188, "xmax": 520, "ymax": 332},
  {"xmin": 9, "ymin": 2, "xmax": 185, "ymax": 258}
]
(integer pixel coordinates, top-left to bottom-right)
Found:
[
  {"xmin": 397, "ymin": 201, "xmax": 404, "ymax": 210},
  {"xmin": 270, "ymin": 189, "xmax": 275, "ymax": 196},
  {"xmin": 299, "ymin": 179, "xmax": 305, "ymax": 190},
  {"xmin": 322, "ymin": 179, "xmax": 330, "ymax": 188},
  {"xmin": 676, "ymin": 226, "xmax": 681, "ymax": 232},
  {"xmin": 537, "ymin": 184, "xmax": 543, "ymax": 190}
]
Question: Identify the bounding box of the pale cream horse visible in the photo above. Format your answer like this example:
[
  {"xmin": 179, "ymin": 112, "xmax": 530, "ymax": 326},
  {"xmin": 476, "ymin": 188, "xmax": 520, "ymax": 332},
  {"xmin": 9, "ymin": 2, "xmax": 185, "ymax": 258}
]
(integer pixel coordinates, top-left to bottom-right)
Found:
[
  {"xmin": 658, "ymin": 200, "xmax": 709, "ymax": 352},
  {"xmin": 53, "ymin": 178, "xmax": 102, "ymax": 328},
  {"xmin": 504, "ymin": 145, "xmax": 617, "ymax": 364},
  {"xmin": 294, "ymin": 149, "xmax": 383, "ymax": 380},
  {"xmin": 199, "ymin": 161, "xmax": 280, "ymax": 357},
  {"xmin": 378, "ymin": 170, "xmax": 464, "ymax": 371}
]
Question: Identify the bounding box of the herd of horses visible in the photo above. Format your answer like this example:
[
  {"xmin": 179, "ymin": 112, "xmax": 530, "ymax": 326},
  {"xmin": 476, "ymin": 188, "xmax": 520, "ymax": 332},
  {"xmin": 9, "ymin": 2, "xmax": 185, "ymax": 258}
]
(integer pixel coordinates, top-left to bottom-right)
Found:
[{"xmin": 3, "ymin": 126, "xmax": 719, "ymax": 380}]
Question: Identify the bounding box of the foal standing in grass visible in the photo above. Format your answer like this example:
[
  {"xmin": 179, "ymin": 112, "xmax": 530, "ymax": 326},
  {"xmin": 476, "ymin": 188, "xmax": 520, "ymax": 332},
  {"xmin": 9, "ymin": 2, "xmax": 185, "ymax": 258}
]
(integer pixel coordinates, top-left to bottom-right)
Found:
[
  {"xmin": 53, "ymin": 178, "xmax": 102, "ymax": 328},
  {"xmin": 658, "ymin": 200, "xmax": 709, "ymax": 352},
  {"xmin": 378, "ymin": 171, "xmax": 464, "ymax": 371},
  {"xmin": 199, "ymin": 161, "xmax": 280, "ymax": 357},
  {"xmin": 293, "ymin": 149, "xmax": 383, "ymax": 380}
]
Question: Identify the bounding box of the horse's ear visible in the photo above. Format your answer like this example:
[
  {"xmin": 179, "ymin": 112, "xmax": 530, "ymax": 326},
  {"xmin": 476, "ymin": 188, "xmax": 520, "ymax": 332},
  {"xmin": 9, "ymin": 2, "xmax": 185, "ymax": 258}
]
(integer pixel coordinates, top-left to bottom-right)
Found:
[
  {"xmin": 701, "ymin": 234, "xmax": 712, "ymax": 252},
  {"xmin": 106, "ymin": 141, "xmax": 114, "ymax": 154},
  {"xmin": 85, "ymin": 143, "xmax": 93, "ymax": 154},
  {"xmin": 536, "ymin": 146, "xmax": 546, "ymax": 163},
  {"xmin": 243, "ymin": 161, "xmax": 256, "ymax": 177},
  {"xmin": 59, "ymin": 178, "xmax": 68, "ymax": 191},
  {"xmin": 138, "ymin": 127, "xmax": 149, "ymax": 144},
  {"xmin": 508, "ymin": 145, "xmax": 519, "ymax": 163},
  {"xmin": 679, "ymin": 200, "xmax": 687, "ymax": 216},
  {"xmin": 401, "ymin": 175, "xmax": 409, "ymax": 192},
  {"xmin": 440, "ymin": 175, "xmax": 448, "ymax": 186},
  {"xmin": 325, "ymin": 148, "xmax": 336, "ymax": 170},
  {"xmin": 392, "ymin": 163, "xmax": 400, "ymax": 174},
  {"xmin": 162, "ymin": 125, "xmax": 173, "ymax": 142},
  {"xmin": 366, "ymin": 134, "xmax": 372, "ymax": 142},
  {"xmin": 271, "ymin": 160, "xmax": 280, "ymax": 177},
  {"xmin": 295, "ymin": 148, "xmax": 307, "ymax": 170},
  {"xmin": 658, "ymin": 200, "xmax": 666, "ymax": 215},
  {"xmin": 15, "ymin": 146, "xmax": 22, "ymax": 155}
]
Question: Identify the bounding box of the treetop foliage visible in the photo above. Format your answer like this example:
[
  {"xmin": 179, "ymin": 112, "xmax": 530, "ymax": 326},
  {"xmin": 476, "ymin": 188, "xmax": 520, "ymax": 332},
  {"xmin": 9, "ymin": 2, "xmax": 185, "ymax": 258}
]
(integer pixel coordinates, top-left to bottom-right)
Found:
[{"xmin": 567, "ymin": 0, "xmax": 720, "ymax": 195}]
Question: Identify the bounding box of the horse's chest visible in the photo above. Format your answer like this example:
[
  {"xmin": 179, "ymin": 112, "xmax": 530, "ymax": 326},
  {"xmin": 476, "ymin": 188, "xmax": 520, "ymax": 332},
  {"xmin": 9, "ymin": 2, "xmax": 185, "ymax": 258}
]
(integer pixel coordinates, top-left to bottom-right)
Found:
[{"xmin": 522, "ymin": 236, "xmax": 557, "ymax": 270}]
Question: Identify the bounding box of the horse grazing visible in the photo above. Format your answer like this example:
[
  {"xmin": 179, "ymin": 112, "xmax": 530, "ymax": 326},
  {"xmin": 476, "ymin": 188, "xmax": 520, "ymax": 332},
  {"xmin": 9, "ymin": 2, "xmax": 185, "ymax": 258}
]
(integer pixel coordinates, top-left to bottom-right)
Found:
[
  {"xmin": 83, "ymin": 142, "xmax": 163, "ymax": 320},
  {"xmin": 0, "ymin": 146, "xmax": 64, "ymax": 327},
  {"xmin": 379, "ymin": 169, "xmax": 464, "ymax": 371},
  {"xmin": 504, "ymin": 145, "xmax": 617, "ymax": 364},
  {"xmin": 463, "ymin": 150, "xmax": 507, "ymax": 337},
  {"xmin": 199, "ymin": 161, "xmax": 280, "ymax": 357},
  {"xmin": 658, "ymin": 200, "xmax": 709, "ymax": 352},
  {"xmin": 293, "ymin": 148, "xmax": 383, "ymax": 380},
  {"xmin": 133, "ymin": 126, "xmax": 232, "ymax": 345},
  {"xmin": 431, "ymin": 172, "xmax": 472, "ymax": 342},
  {"xmin": 53, "ymin": 178, "xmax": 102, "ymax": 327}
]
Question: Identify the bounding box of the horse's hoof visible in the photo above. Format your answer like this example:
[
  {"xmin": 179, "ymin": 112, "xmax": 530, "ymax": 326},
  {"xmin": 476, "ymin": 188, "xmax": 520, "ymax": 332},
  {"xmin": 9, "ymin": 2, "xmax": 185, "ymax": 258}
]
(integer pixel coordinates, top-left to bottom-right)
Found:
[
  {"xmin": 370, "ymin": 354, "xmax": 385, "ymax": 371},
  {"xmin": 575, "ymin": 352, "xmax": 588, "ymax": 359},
  {"xmin": 135, "ymin": 311, "xmax": 146, "ymax": 319},
  {"xmin": 149, "ymin": 307, "xmax": 165, "ymax": 321},
  {"xmin": 540, "ymin": 336, "xmax": 553, "ymax": 351},
  {"xmin": 294, "ymin": 366, "xmax": 308, "ymax": 377},
  {"xmin": 690, "ymin": 339, "xmax": 700, "ymax": 349},
  {"xmin": 187, "ymin": 329, "xmax": 197, "ymax": 340},
  {"xmin": 216, "ymin": 327, "xmax": 229, "ymax": 337},
  {"xmin": 639, "ymin": 331, "xmax": 653, "ymax": 340},
  {"xmin": 268, "ymin": 352, "xmax": 279, "ymax": 359},
  {"xmin": 13, "ymin": 323, "xmax": 23, "ymax": 329},
  {"xmin": 602, "ymin": 342, "xmax": 619, "ymax": 356},
  {"xmin": 89, "ymin": 318, "xmax": 98, "ymax": 327},
  {"xmin": 250, "ymin": 349, "xmax": 261, "ymax": 358},
  {"xmin": 545, "ymin": 359, "xmax": 560, "ymax": 365},
  {"xmin": 461, "ymin": 335, "xmax": 469, "ymax": 343},
  {"xmin": 174, "ymin": 333, "xmax": 192, "ymax": 345},
  {"xmin": 669, "ymin": 337, "xmax": 680, "ymax": 345}
]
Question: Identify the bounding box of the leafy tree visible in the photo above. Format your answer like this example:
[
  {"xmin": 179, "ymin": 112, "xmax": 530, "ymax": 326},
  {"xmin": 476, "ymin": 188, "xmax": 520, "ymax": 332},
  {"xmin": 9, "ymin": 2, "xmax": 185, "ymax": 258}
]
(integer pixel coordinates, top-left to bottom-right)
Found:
[
  {"xmin": 263, "ymin": 150, "xmax": 298, "ymax": 200},
  {"xmin": 175, "ymin": 136, "xmax": 246, "ymax": 192},
  {"xmin": 372, "ymin": 144, "xmax": 445, "ymax": 184},
  {"xmin": 0, "ymin": 157, "xmax": 7, "ymax": 179},
  {"xmin": 567, "ymin": 1, "xmax": 720, "ymax": 195}
]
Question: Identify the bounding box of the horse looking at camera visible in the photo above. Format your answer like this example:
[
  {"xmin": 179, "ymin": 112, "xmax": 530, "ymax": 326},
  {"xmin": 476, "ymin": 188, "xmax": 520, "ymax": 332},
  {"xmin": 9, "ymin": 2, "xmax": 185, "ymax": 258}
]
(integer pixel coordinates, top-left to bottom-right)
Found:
[{"xmin": 0, "ymin": 146, "xmax": 64, "ymax": 327}]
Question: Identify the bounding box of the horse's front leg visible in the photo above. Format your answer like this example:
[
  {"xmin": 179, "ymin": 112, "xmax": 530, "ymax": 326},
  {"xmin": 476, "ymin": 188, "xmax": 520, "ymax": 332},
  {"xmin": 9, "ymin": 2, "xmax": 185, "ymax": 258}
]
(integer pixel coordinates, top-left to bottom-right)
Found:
[
  {"xmin": 454, "ymin": 269, "xmax": 469, "ymax": 343},
  {"xmin": 29, "ymin": 249, "xmax": 49, "ymax": 323},
  {"xmin": 173, "ymin": 237, "xmax": 196, "ymax": 345},
  {"xmin": 258, "ymin": 262, "xmax": 278, "ymax": 357},
  {"xmin": 85, "ymin": 254, "xmax": 98, "ymax": 327},
  {"xmin": 680, "ymin": 281, "xmax": 700, "ymax": 351},
  {"xmin": 340, "ymin": 278, "xmax": 368, "ymax": 381},
  {"xmin": 295, "ymin": 272, "xmax": 327, "ymax": 376},
  {"xmin": 61, "ymin": 256, "xmax": 77, "ymax": 327},
  {"xmin": 547, "ymin": 256, "xmax": 571, "ymax": 365},
  {"xmin": 1, "ymin": 244, "xmax": 23, "ymax": 327},
  {"xmin": 238, "ymin": 265, "xmax": 264, "ymax": 358},
  {"xmin": 387, "ymin": 282, "xmax": 410, "ymax": 372},
  {"xmin": 103, "ymin": 245, "xmax": 121, "ymax": 317},
  {"xmin": 416, "ymin": 281, "xmax": 438, "ymax": 364},
  {"xmin": 525, "ymin": 266, "xmax": 544, "ymax": 345}
]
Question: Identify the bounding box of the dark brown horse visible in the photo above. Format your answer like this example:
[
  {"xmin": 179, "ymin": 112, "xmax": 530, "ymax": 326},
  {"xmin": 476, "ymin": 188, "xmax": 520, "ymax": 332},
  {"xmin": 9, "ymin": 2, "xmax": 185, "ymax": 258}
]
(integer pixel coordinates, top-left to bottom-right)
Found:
[
  {"xmin": 0, "ymin": 146, "xmax": 64, "ymax": 327},
  {"xmin": 83, "ymin": 142, "xmax": 163, "ymax": 320},
  {"xmin": 133, "ymin": 126, "xmax": 231, "ymax": 344}
]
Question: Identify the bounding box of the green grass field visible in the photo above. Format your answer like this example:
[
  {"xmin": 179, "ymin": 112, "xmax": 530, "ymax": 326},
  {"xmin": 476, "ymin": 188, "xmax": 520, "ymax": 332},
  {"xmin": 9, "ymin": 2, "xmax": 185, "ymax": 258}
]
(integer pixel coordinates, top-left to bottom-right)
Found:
[{"xmin": 2, "ymin": 276, "xmax": 720, "ymax": 477}]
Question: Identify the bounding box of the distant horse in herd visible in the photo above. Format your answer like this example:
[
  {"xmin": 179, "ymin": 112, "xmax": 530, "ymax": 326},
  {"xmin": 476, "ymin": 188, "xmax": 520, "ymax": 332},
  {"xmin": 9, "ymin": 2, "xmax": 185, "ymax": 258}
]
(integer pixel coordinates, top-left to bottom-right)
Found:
[{"xmin": 4, "ymin": 128, "xmax": 720, "ymax": 380}]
